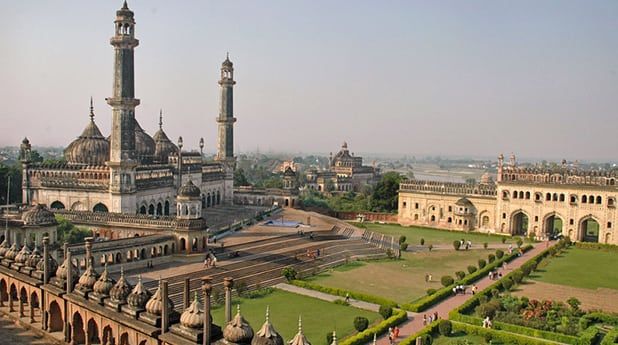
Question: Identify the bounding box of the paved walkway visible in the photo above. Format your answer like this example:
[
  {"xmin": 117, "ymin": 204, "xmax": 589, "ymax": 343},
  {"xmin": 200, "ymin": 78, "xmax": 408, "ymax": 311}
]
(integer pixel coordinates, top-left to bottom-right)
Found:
[{"xmin": 276, "ymin": 242, "xmax": 550, "ymax": 345}]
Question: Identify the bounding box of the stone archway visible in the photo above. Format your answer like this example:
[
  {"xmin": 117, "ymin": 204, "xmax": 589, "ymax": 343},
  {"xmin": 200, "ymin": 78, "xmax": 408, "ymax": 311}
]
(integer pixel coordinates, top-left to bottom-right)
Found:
[
  {"xmin": 0, "ymin": 279, "xmax": 7, "ymax": 307},
  {"xmin": 543, "ymin": 213, "xmax": 563, "ymax": 238},
  {"xmin": 180, "ymin": 238, "xmax": 186, "ymax": 252},
  {"xmin": 50, "ymin": 201, "xmax": 65, "ymax": 210},
  {"xmin": 102, "ymin": 325, "xmax": 113, "ymax": 345},
  {"xmin": 30, "ymin": 291, "xmax": 40, "ymax": 323},
  {"xmin": 120, "ymin": 332, "xmax": 130, "ymax": 345},
  {"xmin": 580, "ymin": 217, "xmax": 600, "ymax": 243},
  {"xmin": 511, "ymin": 211, "xmax": 529, "ymax": 236},
  {"xmin": 87, "ymin": 318, "xmax": 100, "ymax": 345},
  {"xmin": 48, "ymin": 301, "xmax": 63, "ymax": 332},
  {"xmin": 72, "ymin": 312, "xmax": 86, "ymax": 345}
]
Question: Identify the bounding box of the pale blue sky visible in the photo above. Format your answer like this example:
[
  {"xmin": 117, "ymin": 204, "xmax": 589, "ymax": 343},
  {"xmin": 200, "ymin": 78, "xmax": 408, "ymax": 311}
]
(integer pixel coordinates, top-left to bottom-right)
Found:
[{"xmin": 1, "ymin": 1, "xmax": 617, "ymax": 160}]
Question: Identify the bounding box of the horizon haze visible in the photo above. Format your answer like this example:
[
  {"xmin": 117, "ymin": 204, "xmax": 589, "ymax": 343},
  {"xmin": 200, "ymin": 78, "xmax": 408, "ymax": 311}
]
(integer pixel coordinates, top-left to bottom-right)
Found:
[{"xmin": 1, "ymin": 1, "xmax": 617, "ymax": 161}]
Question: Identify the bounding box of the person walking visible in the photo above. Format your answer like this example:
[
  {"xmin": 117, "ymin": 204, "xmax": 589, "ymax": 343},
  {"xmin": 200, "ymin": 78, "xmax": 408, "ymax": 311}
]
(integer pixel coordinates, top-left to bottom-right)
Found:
[
  {"xmin": 345, "ymin": 293, "xmax": 350, "ymax": 303},
  {"xmin": 422, "ymin": 314, "xmax": 427, "ymax": 326},
  {"xmin": 388, "ymin": 327, "xmax": 393, "ymax": 345},
  {"xmin": 212, "ymin": 256, "xmax": 217, "ymax": 268}
]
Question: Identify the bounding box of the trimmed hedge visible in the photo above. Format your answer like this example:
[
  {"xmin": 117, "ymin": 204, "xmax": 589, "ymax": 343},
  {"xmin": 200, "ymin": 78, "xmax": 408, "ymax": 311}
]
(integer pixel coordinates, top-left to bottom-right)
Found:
[
  {"xmin": 289, "ymin": 280, "xmax": 398, "ymax": 308},
  {"xmin": 398, "ymin": 320, "xmax": 441, "ymax": 345},
  {"xmin": 575, "ymin": 242, "xmax": 618, "ymax": 252},
  {"xmin": 577, "ymin": 326, "xmax": 600, "ymax": 345},
  {"xmin": 600, "ymin": 328, "xmax": 618, "ymax": 345},
  {"xmin": 402, "ymin": 245, "xmax": 533, "ymax": 312},
  {"xmin": 581, "ymin": 312, "xmax": 618, "ymax": 326},
  {"xmin": 452, "ymin": 321, "xmax": 561, "ymax": 345},
  {"xmin": 339, "ymin": 309, "xmax": 407, "ymax": 345}
]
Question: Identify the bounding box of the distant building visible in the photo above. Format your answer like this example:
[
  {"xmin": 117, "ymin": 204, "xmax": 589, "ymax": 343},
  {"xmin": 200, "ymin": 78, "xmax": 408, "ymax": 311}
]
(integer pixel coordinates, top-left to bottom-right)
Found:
[
  {"xmin": 305, "ymin": 142, "xmax": 379, "ymax": 193},
  {"xmin": 399, "ymin": 154, "xmax": 618, "ymax": 245}
]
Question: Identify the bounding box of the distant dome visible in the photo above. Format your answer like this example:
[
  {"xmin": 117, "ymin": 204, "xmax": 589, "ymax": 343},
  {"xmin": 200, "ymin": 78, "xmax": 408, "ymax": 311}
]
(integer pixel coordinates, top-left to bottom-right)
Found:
[
  {"xmin": 455, "ymin": 197, "xmax": 473, "ymax": 207},
  {"xmin": 223, "ymin": 55, "xmax": 233, "ymax": 67},
  {"xmin": 134, "ymin": 119, "xmax": 155, "ymax": 161},
  {"xmin": 152, "ymin": 111, "xmax": 178, "ymax": 163},
  {"xmin": 223, "ymin": 305, "xmax": 254, "ymax": 344},
  {"xmin": 284, "ymin": 167, "xmax": 296, "ymax": 177},
  {"xmin": 178, "ymin": 180, "xmax": 201, "ymax": 198},
  {"xmin": 22, "ymin": 204, "xmax": 56, "ymax": 226},
  {"xmin": 65, "ymin": 101, "xmax": 110, "ymax": 165}
]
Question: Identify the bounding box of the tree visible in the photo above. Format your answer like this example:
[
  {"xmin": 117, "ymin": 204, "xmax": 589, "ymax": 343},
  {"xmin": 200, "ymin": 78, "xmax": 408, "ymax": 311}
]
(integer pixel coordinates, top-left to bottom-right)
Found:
[
  {"xmin": 379, "ymin": 305, "xmax": 393, "ymax": 319},
  {"xmin": 370, "ymin": 172, "xmax": 402, "ymax": 212},
  {"xmin": 353, "ymin": 316, "xmax": 369, "ymax": 332},
  {"xmin": 281, "ymin": 267, "xmax": 297, "ymax": 281},
  {"xmin": 56, "ymin": 216, "xmax": 91, "ymax": 244},
  {"xmin": 567, "ymin": 297, "xmax": 581, "ymax": 311},
  {"xmin": 0, "ymin": 163, "xmax": 22, "ymax": 204},
  {"xmin": 441, "ymin": 275, "xmax": 454, "ymax": 287},
  {"xmin": 233, "ymin": 168, "xmax": 251, "ymax": 186},
  {"xmin": 438, "ymin": 320, "xmax": 452, "ymax": 336},
  {"xmin": 453, "ymin": 240, "xmax": 461, "ymax": 251}
]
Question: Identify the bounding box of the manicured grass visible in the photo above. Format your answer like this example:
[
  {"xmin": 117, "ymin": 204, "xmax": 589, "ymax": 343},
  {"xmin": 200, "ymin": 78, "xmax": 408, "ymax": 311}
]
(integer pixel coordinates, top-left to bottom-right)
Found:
[
  {"xmin": 211, "ymin": 289, "xmax": 380, "ymax": 345},
  {"xmin": 432, "ymin": 331, "xmax": 488, "ymax": 344},
  {"xmin": 532, "ymin": 247, "xmax": 618, "ymax": 290},
  {"xmin": 307, "ymin": 249, "xmax": 493, "ymax": 304},
  {"xmin": 353, "ymin": 222, "xmax": 511, "ymax": 246}
]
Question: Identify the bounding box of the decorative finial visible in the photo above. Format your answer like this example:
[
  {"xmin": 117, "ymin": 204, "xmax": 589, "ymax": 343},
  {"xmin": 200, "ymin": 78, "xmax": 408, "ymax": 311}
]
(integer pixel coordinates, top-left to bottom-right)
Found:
[
  {"xmin": 237, "ymin": 304, "xmax": 241, "ymax": 315},
  {"xmin": 331, "ymin": 331, "xmax": 337, "ymax": 345},
  {"xmin": 194, "ymin": 291, "xmax": 199, "ymax": 302},
  {"xmin": 372, "ymin": 333, "xmax": 377, "ymax": 345},
  {"xmin": 122, "ymin": 1, "xmax": 129, "ymax": 10},
  {"xmin": 89, "ymin": 97, "xmax": 95, "ymax": 121},
  {"xmin": 159, "ymin": 109, "xmax": 163, "ymax": 129},
  {"xmin": 227, "ymin": 52, "xmax": 229, "ymax": 60},
  {"xmin": 120, "ymin": 266, "xmax": 124, "ymax": 277},
  {"xmin": 298, "ymin": 315, "xmax": 303, "ymax": 333},
  {"xmin": 265, "ymin": 305, "xmax": 270, "ymax": 322}
]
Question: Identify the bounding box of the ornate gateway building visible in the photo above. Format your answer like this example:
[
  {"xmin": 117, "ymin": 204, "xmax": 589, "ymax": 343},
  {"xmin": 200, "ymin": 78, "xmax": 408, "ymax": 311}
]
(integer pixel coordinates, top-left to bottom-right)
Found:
[
  {"xmin": 398, "ymin": 154, "xmax": 617, "ymax": 245},
  {"xmin": 20, "ymin": 2, "xmax": 238, "ymax": 216}
]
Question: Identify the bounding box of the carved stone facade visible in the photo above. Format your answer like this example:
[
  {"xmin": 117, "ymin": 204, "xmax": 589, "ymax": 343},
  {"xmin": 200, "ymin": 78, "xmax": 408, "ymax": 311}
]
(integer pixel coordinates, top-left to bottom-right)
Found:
[{"xmin": 398, "ymin": 155, "xmax": 618, "ymax": 245}]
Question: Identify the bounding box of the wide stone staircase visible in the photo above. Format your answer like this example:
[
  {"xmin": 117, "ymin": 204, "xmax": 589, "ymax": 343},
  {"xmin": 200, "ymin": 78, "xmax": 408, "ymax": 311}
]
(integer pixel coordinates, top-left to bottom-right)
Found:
[{"xmin": 142, "ymin": 229, "xmax": 385, "ymax": 312}]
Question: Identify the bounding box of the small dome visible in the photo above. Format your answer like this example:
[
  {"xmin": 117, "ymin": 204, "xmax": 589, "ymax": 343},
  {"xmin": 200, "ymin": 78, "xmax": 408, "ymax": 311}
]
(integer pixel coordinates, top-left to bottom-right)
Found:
[
  {"xmin": 223, "ymin": 305, "xmax": 254, "ymax": 344},
  {"xmin": 288, "ymin": 317, "xmax": 311, "ymax": 345},
  {"xmin": 93, "ymin": 264, "xmax": 116, "ymax": 296},
  {"xmin": 109, "ymin": 268, "xmax": 133, "ymax": 303},
  {"xmin": 145, "ymin": 279, "xmax": 174, "ymax": 315},
  {"xmin": 126, "ymin": 275, "xmax": 151, "ymax": 309},
  {"xmin": 56, "ymin": 256, "xmax": 79, "ymax": 282},
  {"xmin": 26, "ymin": 246, "xmax": 42, "ymax": 268},
  {"xmin": 65, "ymin": 102, "xmax": 110, "ymax": 166},
  {"xmin": 178, "ymin": 180, "xmax": 201, "ymax": 198},
  {"xmin": 223, "ymin": 55, "xmax": 233, "ymax": 68},
  {"xmin": 76, "ymin": 264, "xmax": 99, "ymax": 290},
  {"xmin": 22, "ymin": 204, "xmax": 57, "ymax": 226},
  {"xmin": 251, "ymin": 307, "xmax": 284, "ymax": 345},
  {"xmin": 5, "ymin": 243, "xmax": 19, "ymax": 260},
  {"xmin": 180, "ymin": 293, "xmax": 203, "ymax": 329},
  {"xmin": 0, "ymin": 239, "xmax": 10, "ymax": 258},
  {"xmin": 36, "ymin": 253, "xmax": 58, "ymax": 275},
  {"xmin": 283, "ymin": 167, "xmax": 296, "ymax": 177},
  {"xmin": 455, "ymin": 197, "xmax": 473, "ymax": 207},
  {"xmin": 153, "ymin": 110, "xmax": 178, "ymax": 163},
  {"xmin": 134, "ymin": 119, "xmax": 156, "ymax": 161},
  {"xmin": 14, "ymin": 244, "xmax": 31, "ymax": 264}
]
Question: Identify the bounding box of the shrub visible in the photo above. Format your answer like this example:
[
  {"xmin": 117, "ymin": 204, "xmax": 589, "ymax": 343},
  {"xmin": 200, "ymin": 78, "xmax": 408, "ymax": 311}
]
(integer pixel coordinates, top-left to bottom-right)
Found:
[
  {"xmin": 453, "ymin": 240, "xmax": 461, "ymax": 251},
  {"xmin": 282, "ymin": 267, "xmax": 297, "ymax": 281},
  {"xmin": 496, "ymin": 249, "xmax": 504, "ymax": 259},
  {"xmin": 455, "ymin": 271, "xmax": 466, "ymax": 280},
  {"xmin": 478, "ymin": 259, "xmax": 487, "ymax": 269},
  {"xmin": 488, "ymin": 254, "xmax": 496, "ymax": 263},
  {"xmin": 426, "ymin": 288, "xmax": 436, "ymax": 295},
  {"xmin": 399, "ymin": 235, "xmax": 407, "ymax": 244},
  {"xmin": 438, "ymin": 320, "xmax": 453, "ymax": 336},
  {"xmin": 379, "ymin": 305, "xmax": 393, "ymax": 319},
  {"xmin": 483, "ymin": 242, "xmax": 488, "ymax": 249},
  {"xmin": 511, "ymin": 270, "xmax": 524, "ymax": 284},
  {"xmin": 516, "ymin": 238, "xmax": 524, "ymax": 248},
  {"xmin": 353, "ymin": 316, "xmax": 369, "ymax": 332},
  {"xmin": 501, "ymin": 278, "xmax": 513, "ymax": 291},
  {"xmin": 467, "ymin": 265, "xmax": 477, "ymax": 274},
  {"xmin": 501, "ymin": 237, "xmax": 507, "ymax": 244},
  {"xmin": 420, "ymin": 238, "xmax": 425, "ymax": 246},
  {"xmin": 477, "ymin": 300, "xmax": 501, "ymax": 318},
  {"xmin": 441, "ymin": 275, "xmax": 455, "ymax": 287},
  {"xmin": 326, "ymin": 331, "xmax": 334, "ymax": 344},
  {"xmin": 400, "ymin": 243, "xmax": 409, "ymax": 251},
  {"xmin": 567, "ymin": 297, "xmax": 581, "ymax": 311},
  {"xmin": 483, "ymin": 333, "xmax": 493, "ymax": 344}
]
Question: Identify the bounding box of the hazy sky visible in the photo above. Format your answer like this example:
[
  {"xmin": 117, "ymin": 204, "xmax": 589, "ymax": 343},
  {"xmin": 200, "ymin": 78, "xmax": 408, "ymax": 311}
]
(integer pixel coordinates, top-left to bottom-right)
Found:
[{"xmin": 1, "ymin": 1, "xmax": 617, "ymax": 161}]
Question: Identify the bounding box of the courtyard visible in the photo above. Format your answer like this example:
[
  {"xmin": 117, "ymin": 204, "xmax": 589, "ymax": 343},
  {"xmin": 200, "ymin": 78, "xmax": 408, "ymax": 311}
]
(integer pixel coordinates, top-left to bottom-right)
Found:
[
  {"xmin": 306, "ymin": 249, "xmax": 494, "ymax": 304},
  {"xmin": 210, "ymin": 289, "xmax": 380, "ymax": 344}
]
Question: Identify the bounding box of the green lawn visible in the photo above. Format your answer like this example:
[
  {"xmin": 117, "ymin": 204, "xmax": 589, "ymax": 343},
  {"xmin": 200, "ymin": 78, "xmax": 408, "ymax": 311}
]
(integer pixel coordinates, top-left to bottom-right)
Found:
[
  {"xmin": 353, "ymin": 222, "xmax": 512, "ymax": 246},
  {"xmin": 307, "ymin": 249, "xmax": 493, "ymax": 304},
  {"xmin": 211, "ymin": 289, "xmax": 380, "ymax": 345},
  {"xmin": 532, "ymin": 247, "xmax": 618, "ymax": 290}
]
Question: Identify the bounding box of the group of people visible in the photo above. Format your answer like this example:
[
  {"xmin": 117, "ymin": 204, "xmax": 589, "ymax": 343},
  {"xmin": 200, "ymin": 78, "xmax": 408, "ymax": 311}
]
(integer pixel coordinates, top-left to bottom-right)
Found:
[
  {"xmin": 459, "ymin": 239, "xmax": 473, "ymax": 250},
  {"xmin": 482, "ymin": 316, "xmax": 493, "ymax": 328},
  {"xmin": 422, "ymin": 312, "xmax": 440, "ymax": 326},
  {"xmin": 387, "ymin": 326, "xmax": 400, "ymax": 344},
  {"xmin": 488, "ymin": 270, "xmax": 503, "ymax": 280},
  {"xmin": 424, "ymin": 273, "xmax": 433, "ymax": 282},
  {"xmin": 203, "ymin": 251, "xmax": 218, "ymax": 268}
]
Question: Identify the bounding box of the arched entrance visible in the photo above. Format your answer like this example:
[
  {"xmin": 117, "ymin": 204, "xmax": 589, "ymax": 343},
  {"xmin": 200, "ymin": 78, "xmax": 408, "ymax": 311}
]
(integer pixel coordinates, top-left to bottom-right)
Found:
[
  {"xmin": 48, "ymin": 301, "xmax": 63, "ymax": 332},
  {"xmin": 511, "ymin": 211, "xmax": 529, "ymax": 236},
  {"xmin": 87, "ymin": 318, "xmax": 100, "ymax": 344},
  {"xmin": 139, "ymin": 206, "xmax": 146, "ymax": 214},
  {"xmin": 50, "ymin": 201, "xmax": 65, "ymax": 209},
  {"xmin": 164, "ymin": 200, "xmax": 170, "ymax": 215},
  {"xmin": 156, "ymin": 202, "xmax": 162, "ymax": 216},
  {"xmin": 93, "ymin": 203, "xmax": 108, "ymax": 213},
  {"xmin": 120, "ymin": 332, "xmax": 130, "ymax": 345},
  {"xmin": 72, "ymin": 312, "xmax": 86, "ymax": 344},
  {"xmin": 0, "ymin": 279, "xmax": 7, "ymax": 307},
  {"xmin": 180, "ymin": 238, "xmax": 186, "ymax": 252},
  {"xmin": 580, "ymin": 217, "xmax": 600, "ymax": 242},
  {"xmin": 102, "ymin": 326, "xmax": 113, "ymax": 345},
  {"xmin": 544, "ymin": 214, "xmax": 563, "ymax": 238}
]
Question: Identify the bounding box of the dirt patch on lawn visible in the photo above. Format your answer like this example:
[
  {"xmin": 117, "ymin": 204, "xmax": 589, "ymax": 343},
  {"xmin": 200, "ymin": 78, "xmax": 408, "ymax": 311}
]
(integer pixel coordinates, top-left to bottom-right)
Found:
[{"xmin": 513, "ymin": 280, "xmax": 618, "ymax": 313}]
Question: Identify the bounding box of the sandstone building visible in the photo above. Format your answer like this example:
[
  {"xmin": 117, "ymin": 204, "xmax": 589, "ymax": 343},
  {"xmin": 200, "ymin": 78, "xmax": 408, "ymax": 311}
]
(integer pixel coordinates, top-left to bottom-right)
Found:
[{"xmin": 398, "ymin": 154, "xmax": 617, "ymax": 244}]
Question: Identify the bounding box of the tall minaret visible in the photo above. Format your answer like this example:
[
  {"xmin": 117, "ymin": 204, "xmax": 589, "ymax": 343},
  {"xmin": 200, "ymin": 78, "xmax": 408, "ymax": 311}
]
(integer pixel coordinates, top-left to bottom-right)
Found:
[
  {"xmin": 215, "ymin": 54, "xmax": 237, "ymax": 204},
  {"xmin": 106, "ymin": 1, "xmax": 139, "ymax": 212}
]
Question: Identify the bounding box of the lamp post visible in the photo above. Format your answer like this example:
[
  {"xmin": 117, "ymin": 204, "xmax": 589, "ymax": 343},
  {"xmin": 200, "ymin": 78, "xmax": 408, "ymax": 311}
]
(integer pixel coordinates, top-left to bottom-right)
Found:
[
  {"xmin": 199, "ymin": 137, "xmax": 204, "ymax": 161},
  {"xmin": 177, "ymin": 136, "xmax": 183, "ymax": 188}
]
